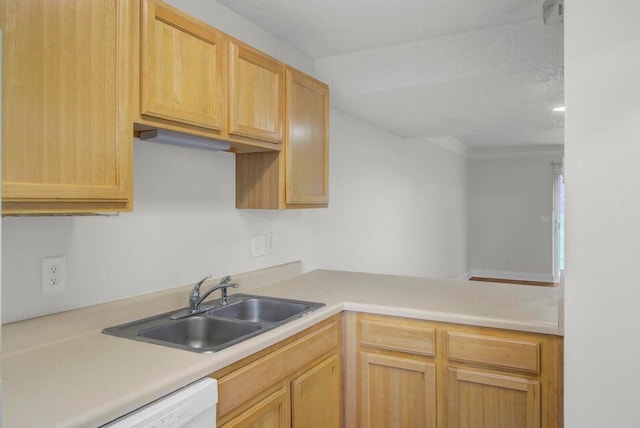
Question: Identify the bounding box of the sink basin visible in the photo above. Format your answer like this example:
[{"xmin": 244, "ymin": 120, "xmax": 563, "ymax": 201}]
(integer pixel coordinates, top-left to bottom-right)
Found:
[
  {"xmin": 209, "ymin": 297, "xmax": 314, "ymax": 323},
  {"xmin": 103, "ymin": 294, "xmax": 324, "ymax": 353},
  {"xmin": 139, "ymin": 316, "xmax": 261, "ymax": 350}
]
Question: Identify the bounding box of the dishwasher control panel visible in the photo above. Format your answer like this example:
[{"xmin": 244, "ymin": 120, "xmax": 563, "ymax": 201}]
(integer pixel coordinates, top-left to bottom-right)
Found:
[{"xmin": 103, "ymin": 378, "xmax": 218, "ymax": 428}]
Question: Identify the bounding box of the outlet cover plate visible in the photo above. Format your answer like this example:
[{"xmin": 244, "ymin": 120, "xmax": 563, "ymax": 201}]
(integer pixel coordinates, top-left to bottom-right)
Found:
[{"xmin": 42, "ymin": 256, "xmax": 66, "ymax": 295}]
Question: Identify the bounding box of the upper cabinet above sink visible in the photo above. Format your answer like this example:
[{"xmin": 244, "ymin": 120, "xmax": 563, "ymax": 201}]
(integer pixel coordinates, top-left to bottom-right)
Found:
[
  {"xmin": 228, "ymin": 40, "xmax": 285, "ymax": 144},
  {"xmin": 139, "ymin": 0, "xmax": 225, "ymax": 133},
  {"xmin": 133, "ymin": 0, "xmax": 286, "ymax": 154}
]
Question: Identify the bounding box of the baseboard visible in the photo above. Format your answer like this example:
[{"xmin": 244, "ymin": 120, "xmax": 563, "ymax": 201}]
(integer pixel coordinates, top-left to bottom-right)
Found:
[
  {"xmin": 470, "ymin": 269, "xmax": 555, "ymax": 283},
  {"xmin": 456, "ymin": 271, "xmax": 472, "ymax": 280}
]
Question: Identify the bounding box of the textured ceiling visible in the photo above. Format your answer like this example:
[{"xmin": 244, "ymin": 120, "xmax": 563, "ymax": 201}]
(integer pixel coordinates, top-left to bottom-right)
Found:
[{"xmin": 219, "ymin": 0, "xmax": 564, "ymax": 150}]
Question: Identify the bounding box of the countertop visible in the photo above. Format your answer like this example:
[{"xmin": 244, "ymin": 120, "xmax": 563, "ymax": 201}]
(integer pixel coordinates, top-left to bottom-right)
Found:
[{"xmin": 0, "ymin": 267, "xmax": 562, "ymax": 427}]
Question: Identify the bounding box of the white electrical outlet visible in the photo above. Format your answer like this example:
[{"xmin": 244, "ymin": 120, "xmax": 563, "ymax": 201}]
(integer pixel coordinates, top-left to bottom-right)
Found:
[
  {"xmin": 251, "ymin": 235, "xmax": 266, "ymax": 257},
  {"xmin": 266, "ymin": 232, "xmax": 274, "ymax": 254},
  {"xmin": 42, "ymin": 256, "xmax": 66, "ymax": 295}
]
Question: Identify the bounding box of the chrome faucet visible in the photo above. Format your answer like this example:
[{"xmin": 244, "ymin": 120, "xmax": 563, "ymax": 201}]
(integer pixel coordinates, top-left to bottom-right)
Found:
[
  {"xmin": 171, "ymin": 275, "xmax": 240, "ymax": 319},
  {"xmin": 190, "ymin": 275, "xmax": 239, "ymax": 310}
]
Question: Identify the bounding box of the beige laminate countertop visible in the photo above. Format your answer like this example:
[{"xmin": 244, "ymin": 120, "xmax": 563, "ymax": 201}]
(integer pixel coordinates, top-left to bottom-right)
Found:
[{"xmin": 1, "ymin": 268, "xmax": 562, "ymax": 427}]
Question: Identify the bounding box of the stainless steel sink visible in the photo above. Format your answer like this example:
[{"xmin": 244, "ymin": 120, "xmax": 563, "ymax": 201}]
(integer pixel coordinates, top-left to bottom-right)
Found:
[
  {"xmin": 102, "ymin": 294, "xmax": 324, "ymax": 353},
  {"xmin": 139, "ymin": 316, "xmax": 261, "ymax": 350},
  {"xmin": 209, "ymin": 296, "xmax": 318, "ymax": 323}
]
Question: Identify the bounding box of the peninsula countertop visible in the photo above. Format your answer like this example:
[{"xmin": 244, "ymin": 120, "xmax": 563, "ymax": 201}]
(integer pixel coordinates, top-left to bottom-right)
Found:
[{"xmin": 0, "ymin": 268, "xmax": 562, "ymax": 427}]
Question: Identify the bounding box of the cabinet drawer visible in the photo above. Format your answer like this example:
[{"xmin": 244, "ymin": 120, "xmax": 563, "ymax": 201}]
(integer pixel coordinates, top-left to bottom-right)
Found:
[
  {"xmin": 218, "ymin": 320, "xmax": 339, "ymax": 418},
  {"xmin": 359, "ymin": 315, "xmax": 435, "ymax": 356},
  {"xmin": 447, "ymin": 331, "xmax": 540, "ymax": 373}
]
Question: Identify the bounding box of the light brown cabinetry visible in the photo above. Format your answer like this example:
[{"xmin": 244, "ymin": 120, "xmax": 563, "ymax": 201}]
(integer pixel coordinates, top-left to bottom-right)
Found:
[
  {"xmin": 139, "ymin": 0, "xmax": 225, "ymax": 132},
  {"xmin": 236, "ymin": 68, "xmax": 329, "ymax": 209},
  {"xmin": 291, "ymin": 354, "xmax": 342, "ymax": 427},
  {"xmin": 210, "ymin": 315, "xmax": 342, "ymax": 427},
  {"xmin": 353, "ymin": 313, "xmax": 437, "ymax": 428},
  {"xmin": 345, "ymin": 312, "xmax": 563, "ymax": 428},
  {"xmin": 221, "ymin": 386, "xmax": 291, "ymax": 428},
  {"xmin": 228, "ymin": 40, "xmax": 284, "ymax": 143},
  {"xmin": 360, "ymin": 351, "xmax": 437, "ymax": 427},
  {"xmin": 133, "ymin": 0, "xmax": 283, "ymax": 153},
  {"xmin": 1, "ymin": 0, "xmax": 133, "ymax": 214},
  {"xmin": 448, "ymin": 367, "xmax": 540, "ymax": 428}
]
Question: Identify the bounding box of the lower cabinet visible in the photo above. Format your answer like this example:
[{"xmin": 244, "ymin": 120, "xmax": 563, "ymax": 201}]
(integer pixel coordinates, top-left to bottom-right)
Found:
[
  {"xmin": 221, "ymin": 386, "xmax": 291, "ymax": 428},
  {"xmin": 346, "ymin": 312, "xmax": 563, "ymax": 428},
  {"xmin": 210, "ymin": 315, "xmax": 342, "ymax": 427},
  {"xmin": 448, "ymin": 368, "xmax": 540, "ymax": 428},
  {"xmin": 211, "ymin": 311, "xmax": 561, "ymax": 428},
  {"xmin": 359, "ymin": 352, "xmax": 436, "ymax": 428},
  {"xmin": 291, "ymin": 354, "xmax": 342, "ymax": 427}
]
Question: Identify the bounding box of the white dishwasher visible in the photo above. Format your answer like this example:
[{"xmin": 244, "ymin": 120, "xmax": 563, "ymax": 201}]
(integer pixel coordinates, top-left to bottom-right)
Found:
[{"xmin": 103, "ymin": 378, "xmax": 218, "ymax": 428}]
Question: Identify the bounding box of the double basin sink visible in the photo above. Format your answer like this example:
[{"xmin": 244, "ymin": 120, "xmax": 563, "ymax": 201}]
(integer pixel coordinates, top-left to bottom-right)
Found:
[{"xmin": 103, "ymin": 294, "xmax": 325, "ymax": 353}]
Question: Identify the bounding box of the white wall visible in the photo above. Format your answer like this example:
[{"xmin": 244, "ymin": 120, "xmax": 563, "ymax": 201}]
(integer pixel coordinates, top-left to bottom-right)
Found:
[
  {"xmin": 312, "ymin": 111, "xmax": 469, "ymax": 279},
  {"xmin": 468, "ymin": 147, "xmax": 562, "ymax": 281},
  {"xmin": 564, "ymin": 0, "xmax": 640, "ymax": 426}
]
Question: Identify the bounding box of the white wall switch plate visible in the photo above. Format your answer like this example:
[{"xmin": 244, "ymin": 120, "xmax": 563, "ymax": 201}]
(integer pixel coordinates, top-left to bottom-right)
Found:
[
  {"xmin": 42, "ymin": 256, "xmax": 66, "ymax": 295},
  {"xmin": 251, "ymin": 235, "xmax": 266, "ymax": 257}
]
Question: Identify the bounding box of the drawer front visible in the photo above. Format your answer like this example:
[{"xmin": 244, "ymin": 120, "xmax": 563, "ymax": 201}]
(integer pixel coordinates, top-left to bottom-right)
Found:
[
  {"xmin": 359, "ymin": 316, "xmax": 435, "ymax": 356},
  {"xmin": 447, "ymin": 331, "xmax": 540, "ymax": 373},
  {"xmin": 218, "ymin": 320, "xmax": 340, "ymax": 418}
]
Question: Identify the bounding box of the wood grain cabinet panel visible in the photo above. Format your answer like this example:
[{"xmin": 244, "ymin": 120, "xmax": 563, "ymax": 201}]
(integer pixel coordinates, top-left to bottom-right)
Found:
[
  {"xmin": 235, "ymin": 67, "xmax": 329, "ymax": 209},
  {"xmin": 140, "ymin": 0, "xmax": 224, "ymax": 131},
  {"xmin": 291, "ymin": 354, "xmax": 342, "ymax": 428},
  {"xmin": 360, "ymin": 315, "xmax": 435, "ymax": 356},
  {"xmin": 221, "ymin": 386, "xmax": 291, "ymax": 428},
  {"xmin": 1, "ymin": 0, "xmax": 133, "ymax": 214},
  {"xmin": 285, "ymin": 68, "xmax": 329, "ymax": 205},
  {"xmin": 448, "ymin": 367, "xmax": 541, "ymax": 428},
  {"xmin": 447, "ymin": 331, "xmax": 541, "ymax": 373},
  {"xmin": 359, "ymin": 352, "xmax": 437, "ymax": 428},
  {"xmin": 211, "ymin": 315, "xmax": 342, "ymax": 427},
  {"xmin": 228, "ymin": 40, "xmax": 284, "ymax": 143}
]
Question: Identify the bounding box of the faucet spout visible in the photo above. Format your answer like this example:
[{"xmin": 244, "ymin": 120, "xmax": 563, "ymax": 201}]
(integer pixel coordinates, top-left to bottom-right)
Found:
[
  {"xmin": 198, "ymin": 276, "xmax": 239, "ymax": 306},
  {"xmin": 171, "ymin": 275, "xmax": 240, "ymax": 320}
]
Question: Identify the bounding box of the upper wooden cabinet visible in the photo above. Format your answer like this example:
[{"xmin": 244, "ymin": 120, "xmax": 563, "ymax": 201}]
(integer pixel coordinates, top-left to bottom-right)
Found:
[
  {"xmin": 133, "ymin": 0, "xmax": 284, "ymax": 153},
  {"xmin": 228, "ymin": 40, "xmax": 284, "ymax": 143},
  {"xmin": 235, "ymin": 68, "xmax": 329, "ymax": 209},
  {"xmin": 1, "ymin": 0, "xmax": 133, "ymax": 214},
  {"xmin": 139, "ymin": 0, "xmax": 224, "ymax": 132},
  {"xmin": 285, "ymin": 68, "xmax": 329, "ymax": 205}
]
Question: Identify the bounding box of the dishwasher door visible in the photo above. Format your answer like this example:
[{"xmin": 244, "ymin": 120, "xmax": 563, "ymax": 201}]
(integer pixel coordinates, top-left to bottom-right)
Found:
[{"xmin": 103, "ymin": 378, "xmax": 217, "ymax": 428}]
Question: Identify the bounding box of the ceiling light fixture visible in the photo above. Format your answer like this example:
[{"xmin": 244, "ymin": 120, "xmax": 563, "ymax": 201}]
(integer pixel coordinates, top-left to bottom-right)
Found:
[
  {"xmin": 553, "ymin": 106, "xmax": 565, "ymax": 112},
  {"xmin": 138, "ymin": 129, "xmax": 231, "ymax": 151}
]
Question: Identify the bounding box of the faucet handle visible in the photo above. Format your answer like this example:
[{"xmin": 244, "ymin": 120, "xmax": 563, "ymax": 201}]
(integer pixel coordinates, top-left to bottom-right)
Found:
[
  {"xmin": 219, "ymin": 275, "xmax": 231, "ymax": 286},
  {"xmin": 189, "ymin": 275, "xmax": 212, "ymax": 306}
]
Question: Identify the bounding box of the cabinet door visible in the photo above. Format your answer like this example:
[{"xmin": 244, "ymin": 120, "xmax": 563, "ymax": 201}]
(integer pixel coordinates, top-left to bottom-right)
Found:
[
  {"xmin": 1, "ymin": 0, "xmax": 132, "ymax": 214},
  {"xmin": 291, "ymin": 354, "xmax": 342, "ymax": 428},
  {"xmin": 285, "ymin": 68, "xmax": 329, "ymax": 205},
  {"xmin": 229, "ymin": 40, "xmax": 284, "ymax": 142},
  {"xmin": 359, "ymin": 352, "xmax": 436, "ymax": 428},
  {"xmin": 140, "ymin": 0, "xmax": 224, "ymax": 131},
  {"xmin": 222, "ymin": 386, "xmax": 290, "ymax": 428},
  {"xmin": 448, "ymin": 367, "xmax": 540, "ymax": 428}
]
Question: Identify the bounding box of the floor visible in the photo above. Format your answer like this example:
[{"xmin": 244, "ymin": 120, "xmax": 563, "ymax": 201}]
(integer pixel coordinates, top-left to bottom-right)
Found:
[{"xmin": 469, "ymin": 277, "xmax": 558, "ymax": 287}]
